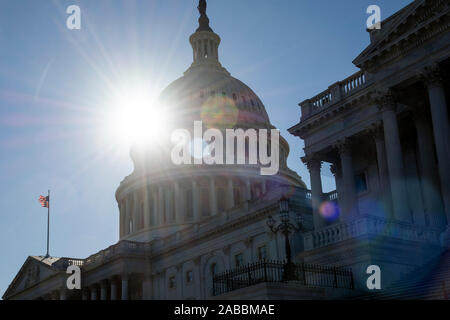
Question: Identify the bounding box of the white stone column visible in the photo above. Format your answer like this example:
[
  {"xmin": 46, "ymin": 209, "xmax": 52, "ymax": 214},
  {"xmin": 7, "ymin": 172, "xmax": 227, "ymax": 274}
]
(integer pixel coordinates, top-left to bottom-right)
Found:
[
  {"xmin": 100, "ymin": 281, "xmax": 107, "ymax": 300},
  {"xmin": 245, "ymin": 178, "xmax": 252, "ymax": 201},
  {"xmin": 379, "ymin": 93, "xmax": 411, "ymax": 222},
  {"xmin": 165, "ymin": 187, "xmax": 173, "ymax": 222},
  {"xmin": 174, "ymin": 181, "xmax": 183, "ymax": 222},
  {"xmin": 158, "ymin": 185, "xmax": 164, "ymax": 225},
  {"xmin": 414, "ymin": 111, "xmax": 446, "ymax": 228},
  {"xmin": 261, "ymin": 179, "xmax": 267, "ymax": 195},
  {"xmin": 226, "ymin": 177, "xmax": 235, "ymax": 209},
  {"xmin": 143, "ymin": 185, "xmax": 150, "ymax": 229},
  {"xmin": 422, "ymin": 65, "xmax": 450, "ymax": 228},
  {"xmin": 121, "ymin": 275, "xmax": 129, "ymax": 300},
  {"xmin": 110, "ymin": 278, "xmax": 118, "ymax": 300},
  {"xmin": 133, "ymin": 192, "xmax": 139, "ymax": 230},
  {"xmin": 207, "ymin": 39, "xmax": 211, "ymax": 59},
  {"xmin": 192, "ymin": 180, "xmax": 200, "ymax": 220},
  {"xmin": 337, "ymin": 140, "xmax": 359, "ymax": 219},
  {"xmin": 125, "ymin": 196, "xmax": 131, "ymax": 234},
  {"xmin": 209, "ymin": 177, "xmax": 218, "ymax": 216},
  {"xmin": 90, "ymin": 286, "xmax": 97, "ymax": 300},
  {"xmin": 119, "ymin": 202, "xmax": 124, "ymax": 238},
  {"xmin": 371, "ymin": 124, "xmax": 393, "ymax": 217},
  {"xmin": 152, "ymin": 190, "xmax": 158, "ymax": 226},
  {"xmin": 330, "ymin": 163, "xmax": 343, "ymax": 212},
  {"xmin": 304, "ymin": 156, "xmax": 325, "ymax": 229}
]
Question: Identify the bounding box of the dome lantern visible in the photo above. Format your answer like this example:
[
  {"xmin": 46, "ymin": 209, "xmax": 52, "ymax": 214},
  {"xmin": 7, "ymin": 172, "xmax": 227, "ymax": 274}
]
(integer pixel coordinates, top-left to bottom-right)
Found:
[{"xmin": 187, "ymin": 0, "xmax": 226, "ymax": 74}]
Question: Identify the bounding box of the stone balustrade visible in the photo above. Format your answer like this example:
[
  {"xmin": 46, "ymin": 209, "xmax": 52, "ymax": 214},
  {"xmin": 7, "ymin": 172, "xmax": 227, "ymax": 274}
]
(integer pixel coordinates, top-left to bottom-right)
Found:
[
  {"xmin": 341, "ymin": 71, "xmax": 366, "ymax": 95},
  {"xmin": 300, "ymin": 70, "xmax": 369, "ymax": 120},
  {"xmin": 84, "ymin": 241, "xmax": 151, "ymax": 267},
  {"xmin": 67, "ymin": 259, "xmax": 84, "ymax": 266},
  {"xmin": 303, "ymin": 215, "xmax": 441, "ymax": 250},
  {"xmin": 325, "ymin": 190, "xmax": 338, "ymax": 201},
  {"xmin": 310, "ymin": 90, "xmax": 332, "ymax": 110}
]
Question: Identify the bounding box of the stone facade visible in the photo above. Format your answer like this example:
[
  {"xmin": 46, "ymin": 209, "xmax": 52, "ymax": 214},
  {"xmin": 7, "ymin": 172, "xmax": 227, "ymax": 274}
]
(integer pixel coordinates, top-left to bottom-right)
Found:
[
  {"xmin": 289, "ymin": 0, "xmax": 450, "ymax": 293},
  {"xmin": 3, "ymin": 1, "xmax": 311, "ymax": 301},
  {"xmin": 4, "ymin": 0, "xmax": 450, "ymax": 300}
]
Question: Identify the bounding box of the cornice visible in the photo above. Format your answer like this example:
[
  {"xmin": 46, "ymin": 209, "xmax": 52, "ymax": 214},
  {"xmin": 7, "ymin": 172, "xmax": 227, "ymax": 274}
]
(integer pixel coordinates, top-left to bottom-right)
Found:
[
  {"xmin": 150, "ymin": 202, "xmax": 279, "ymax": 261},
  {"xmin": 358, "ymin": 0, "xmax": 450, "ymax": 71},
  {"xmin": 290, "ymin": 85, "xmax": 374, "ymax": 138}
]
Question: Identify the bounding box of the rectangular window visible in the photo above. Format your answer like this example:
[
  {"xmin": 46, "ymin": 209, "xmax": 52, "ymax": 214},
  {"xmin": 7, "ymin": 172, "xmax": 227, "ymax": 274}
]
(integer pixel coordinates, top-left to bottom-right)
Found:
[
  {"xmin": 355, "ymin": 172, "xmax": 368, "ymax": 194},
  {"xmin": 235, "ymin": 253, "xmax": 244, "ymax": 268},
  {"xmin": 258, "ymin": 246, "xmax": 267, "ymax": 261},
  {"xmin": 186, "ymin": 270, "xmax": 193, "ymax": 284}
]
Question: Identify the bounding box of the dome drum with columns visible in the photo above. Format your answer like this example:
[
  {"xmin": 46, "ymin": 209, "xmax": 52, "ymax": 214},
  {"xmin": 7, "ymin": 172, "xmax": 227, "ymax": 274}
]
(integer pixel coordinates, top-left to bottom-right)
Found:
[{"xmin": 115, "ymin": 1, "xmax": 306, "ymax": 241}]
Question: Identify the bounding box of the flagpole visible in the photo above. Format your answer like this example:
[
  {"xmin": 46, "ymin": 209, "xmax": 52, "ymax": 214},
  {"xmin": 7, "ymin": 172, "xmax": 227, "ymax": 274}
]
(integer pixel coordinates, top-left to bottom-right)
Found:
[{"xmin": 46, "ymin": 189, "xmax": 50, "ymax": 258}]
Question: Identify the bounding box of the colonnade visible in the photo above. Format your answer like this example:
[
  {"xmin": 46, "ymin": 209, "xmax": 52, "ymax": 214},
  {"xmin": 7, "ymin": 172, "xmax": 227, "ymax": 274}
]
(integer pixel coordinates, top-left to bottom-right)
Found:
[
  {"xmin": 80, "ymin": 274, "xmax": 137, "ymax": 300},
  {"xmin": 120, "ymin": 176, "xmax": 268, "ymax": 237},
  {"xmin": 303, "ymin": 65, "xmax": 450, "ymax": 231}
]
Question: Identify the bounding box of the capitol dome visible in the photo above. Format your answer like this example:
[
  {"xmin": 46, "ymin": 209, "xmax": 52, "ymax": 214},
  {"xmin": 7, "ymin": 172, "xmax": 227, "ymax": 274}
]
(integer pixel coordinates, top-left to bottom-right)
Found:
[
  {"xmin": 159, "ymin": 63, "xmax": 272, "ymax": 128},
  {"xmin": 116, "ymin": 1, "xmax": 306, "ymax": 242}
]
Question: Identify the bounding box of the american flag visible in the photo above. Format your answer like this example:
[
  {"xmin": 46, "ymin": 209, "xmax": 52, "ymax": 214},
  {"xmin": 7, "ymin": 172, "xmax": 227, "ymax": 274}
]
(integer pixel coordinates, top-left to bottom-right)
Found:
[{"xmin": 39, "ymin": 195, "xmax": 49, "ymax": 208}]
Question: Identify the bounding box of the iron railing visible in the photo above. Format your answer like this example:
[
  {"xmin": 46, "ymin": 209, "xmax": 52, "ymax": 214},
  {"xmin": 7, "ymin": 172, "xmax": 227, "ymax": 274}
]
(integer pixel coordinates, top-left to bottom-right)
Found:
[{"xmin": 212, "ymin": 260, "xmax": 354, "ymax": 296}]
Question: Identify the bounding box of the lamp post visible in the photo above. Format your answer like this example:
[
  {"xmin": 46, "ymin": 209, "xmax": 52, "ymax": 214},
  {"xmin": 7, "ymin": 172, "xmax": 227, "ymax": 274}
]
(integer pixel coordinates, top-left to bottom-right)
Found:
[{"xmin": 266, "ymin": 195, "xmax": 303, "ymax": 281}]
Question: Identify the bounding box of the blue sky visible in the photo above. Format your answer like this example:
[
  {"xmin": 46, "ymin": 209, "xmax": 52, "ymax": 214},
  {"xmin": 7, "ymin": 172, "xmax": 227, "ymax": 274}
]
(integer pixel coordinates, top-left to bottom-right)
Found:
[{"xmin": 0, "ymin": 0, "xmax": 412, "ymax": 296}]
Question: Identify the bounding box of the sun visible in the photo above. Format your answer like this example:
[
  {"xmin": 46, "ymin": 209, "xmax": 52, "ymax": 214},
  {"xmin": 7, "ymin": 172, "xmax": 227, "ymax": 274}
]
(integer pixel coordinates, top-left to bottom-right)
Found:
[{"xmin": 106, "ymin": 87, "xmax": 168, "ymax": 148}]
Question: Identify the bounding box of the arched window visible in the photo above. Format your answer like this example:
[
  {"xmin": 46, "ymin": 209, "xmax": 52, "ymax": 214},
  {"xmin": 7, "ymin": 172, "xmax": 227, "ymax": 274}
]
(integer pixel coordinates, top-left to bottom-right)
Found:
[
  {"xmin": 129, "ymin": 219, "xmax": 133, "ymax": 234},
  {"xmin": 232, "ymin": 93, "xmax": 237, "ymax": 101}
]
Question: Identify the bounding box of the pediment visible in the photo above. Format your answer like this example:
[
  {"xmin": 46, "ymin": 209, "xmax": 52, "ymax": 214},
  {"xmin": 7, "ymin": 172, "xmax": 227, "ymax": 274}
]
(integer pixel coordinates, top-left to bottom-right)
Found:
[
  {"xmin": 2, "ymin": 257, "xmax": 59, "ymax": 299},
  {"xmin": 353, "ymin": 0, "xmax": 448, "ymax": 68}
]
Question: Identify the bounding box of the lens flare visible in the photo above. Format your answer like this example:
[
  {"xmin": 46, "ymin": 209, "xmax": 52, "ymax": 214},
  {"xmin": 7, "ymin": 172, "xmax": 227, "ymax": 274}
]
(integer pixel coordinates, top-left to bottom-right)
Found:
[
  {"xmin": 106, "ymin": 88, "xmax": 168, "ymax": 148},
  {"xmin": 319, "ymin": 201, "xmax": 340, "ymax": 222},
  {"xmin": 201, "ymin": 95, "xmax": 239, "ymax": 128}
]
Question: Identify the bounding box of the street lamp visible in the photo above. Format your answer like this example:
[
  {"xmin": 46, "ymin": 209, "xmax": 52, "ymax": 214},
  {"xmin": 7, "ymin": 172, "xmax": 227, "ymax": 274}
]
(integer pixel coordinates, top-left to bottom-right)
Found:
[{"xmin": 267, "ymin": 195, "xmax": 303, "ymax": 281}]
